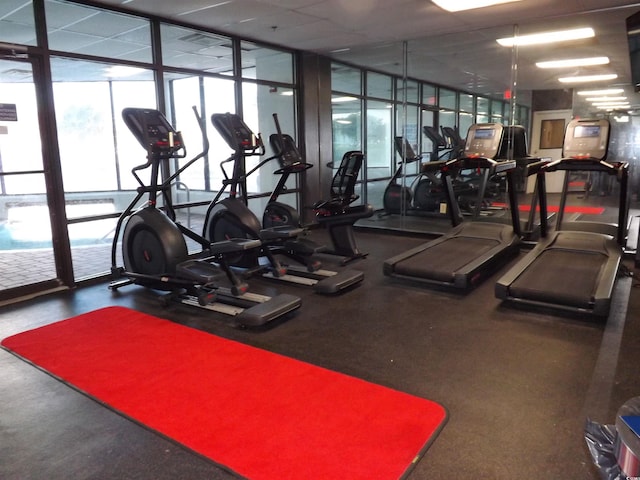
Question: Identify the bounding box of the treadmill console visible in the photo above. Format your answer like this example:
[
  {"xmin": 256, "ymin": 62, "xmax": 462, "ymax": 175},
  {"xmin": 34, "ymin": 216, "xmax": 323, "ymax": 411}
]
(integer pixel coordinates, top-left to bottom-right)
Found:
[
  {"xmin": 562, "ymin": 119, "xmax": 610, "ymax": 160},
  {"xmin": 464, "ymin": 123, "xmax": 504, "ymax": 159}
]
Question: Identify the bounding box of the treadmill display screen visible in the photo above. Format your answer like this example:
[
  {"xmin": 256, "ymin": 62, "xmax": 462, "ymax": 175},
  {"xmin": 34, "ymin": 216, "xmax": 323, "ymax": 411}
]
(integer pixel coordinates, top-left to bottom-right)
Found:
[
  {"xmin": 474, "ymin": 128, "xmax": 495, "ymax": 139},
  {"xmin": 574, "ymin": 125, "xmax": 601, "ymax": 138}
]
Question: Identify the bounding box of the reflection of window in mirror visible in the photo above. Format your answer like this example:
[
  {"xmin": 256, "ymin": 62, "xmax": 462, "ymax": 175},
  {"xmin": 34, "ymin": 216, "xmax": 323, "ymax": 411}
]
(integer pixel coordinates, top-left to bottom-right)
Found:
[{"xmin": 540, "ymin": 119, "xmax": 565, "ymax": 149}]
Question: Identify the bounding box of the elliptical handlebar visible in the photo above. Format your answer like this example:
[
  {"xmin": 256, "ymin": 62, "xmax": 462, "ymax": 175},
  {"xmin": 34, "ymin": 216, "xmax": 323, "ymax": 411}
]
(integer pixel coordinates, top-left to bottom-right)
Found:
[{"xmin": 161, "ymin": 106, "xmax": 210, "ymax": 187}]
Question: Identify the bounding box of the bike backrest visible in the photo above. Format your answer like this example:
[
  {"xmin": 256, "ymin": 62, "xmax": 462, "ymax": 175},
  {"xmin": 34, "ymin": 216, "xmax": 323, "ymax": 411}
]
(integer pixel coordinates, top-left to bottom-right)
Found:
[{"xmin": 329, "ymin": 151, "xmax": 364, "ymax": 205}]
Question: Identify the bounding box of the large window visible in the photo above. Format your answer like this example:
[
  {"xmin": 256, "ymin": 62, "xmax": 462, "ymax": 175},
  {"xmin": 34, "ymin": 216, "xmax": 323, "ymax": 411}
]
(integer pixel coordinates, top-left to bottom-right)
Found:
[
  {"xmin": 476, "ymin": 97, "xmax": 490, "ymax": 123},
  {"xmin": 167, "ymin": 73, "xmax": 236, "ymax": 194},
  {"xmin": 0, "ymin": 1, "xmax": 36, "ymax": 46},
  {"xmin": 49, "ymin": 57, "xmax": 157, "ymax": 279},
  {"xmin": 332, "ymin": 95, "xmax": 362, "ymax": 163},
  {"xmin": 161, "ymin": 24, "xmax": 233, "ymax": 74},
  {"xmin": 367, "ymin": 100, "xmax": 392, "ymax": 183},
  {"xmin": 241, "ymin": 41, "xmax": 294, "ymax": 84},
  {"xmin": 45, "ymin": 0, "xmax": 152, "ymax": 63},
  {"xmin": 50, "ymin": 57, "xmax": 156, "ymax": 195},
  {"xmin": 241, "ymin": 81, "xmax": 297, "ymax": 214},
  {"xmin": 367, "ymin": 72, "xmax": 392, "ymax": 99}
]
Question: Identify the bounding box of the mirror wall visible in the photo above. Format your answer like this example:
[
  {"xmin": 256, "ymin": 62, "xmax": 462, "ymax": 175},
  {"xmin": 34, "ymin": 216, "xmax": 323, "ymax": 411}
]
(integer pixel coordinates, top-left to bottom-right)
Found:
[
  {"xmin": 330, "ymin": 13, "xmax": 640, "ymax": 238},
  {"xmin": 330, "ymin": 25, "xmax": 524, "ymax": 233}
]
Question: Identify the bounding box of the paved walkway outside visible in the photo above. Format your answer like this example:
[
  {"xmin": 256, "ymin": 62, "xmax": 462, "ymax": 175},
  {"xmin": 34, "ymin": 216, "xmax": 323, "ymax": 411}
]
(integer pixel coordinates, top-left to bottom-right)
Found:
[{"xmin": 0, "ymin": 243, "xmax": 113, "ymax": 290}]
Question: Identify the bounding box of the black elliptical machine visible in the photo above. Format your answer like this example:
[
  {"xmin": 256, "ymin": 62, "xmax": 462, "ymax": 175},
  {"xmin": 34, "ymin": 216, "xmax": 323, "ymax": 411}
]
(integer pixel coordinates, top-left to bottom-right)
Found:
[
  {"xmin": 202, "ymin": 113, "xmax": 363, "ymax": 294},
  {"xmin": 382, "ymin": 135, "xmax": 476, "ymax": 215},
  {"xmin": 262, "ymin": 113, "xmax": 314, "ymax": 229},
  {"xmin": 109, "ymin": 107, "xmax": 300, "ymax": 327}
]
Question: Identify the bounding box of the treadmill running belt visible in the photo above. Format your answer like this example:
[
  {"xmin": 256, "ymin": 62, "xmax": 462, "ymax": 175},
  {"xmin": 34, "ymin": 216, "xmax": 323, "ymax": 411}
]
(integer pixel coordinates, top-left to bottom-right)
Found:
[
  {"xmin": 508, "ymin": 249, "xmax": 606, "ymax": 309},
  {"xmin": 393, "ymin": 237, "xmax": 500, "ymax": 282}
]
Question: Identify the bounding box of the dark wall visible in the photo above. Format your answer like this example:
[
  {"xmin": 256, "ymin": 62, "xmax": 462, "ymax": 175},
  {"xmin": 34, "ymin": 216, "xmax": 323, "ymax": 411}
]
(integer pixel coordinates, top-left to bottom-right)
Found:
[{"xmin": 531, "ymin": 89, "xmax": 574, "ymax": 111}]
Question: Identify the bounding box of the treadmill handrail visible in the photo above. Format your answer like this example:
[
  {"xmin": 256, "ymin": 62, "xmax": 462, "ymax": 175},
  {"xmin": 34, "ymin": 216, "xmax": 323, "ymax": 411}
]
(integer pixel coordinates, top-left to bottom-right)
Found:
[
  {"xmin": 525, "ymin": 159, "xmax": 550, "ymax": 177},
  {"xmin": 537, "ymin": 158, "xmax": 629, "ymax": 245},
  {"xmin": 542, "ymin": 157, "xmax": 628, "ymax": 174},
  {"xmin": 420, "ymin": 159, "xmax": 448, "ymax": 173},
  {"xmin": 444, "ymin": 156, "xmax": 516, "ymax": 175}
]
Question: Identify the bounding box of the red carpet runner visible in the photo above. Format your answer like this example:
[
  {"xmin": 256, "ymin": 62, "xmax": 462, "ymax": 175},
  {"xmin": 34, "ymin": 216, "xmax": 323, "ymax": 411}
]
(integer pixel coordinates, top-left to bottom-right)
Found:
[
  {"xmin": 492, "ymin": 202, "xmax": 605, "ymax": 214},
  {"xmin": 2, "ymin": 307, "xmax": 447, "ymax": 479}
]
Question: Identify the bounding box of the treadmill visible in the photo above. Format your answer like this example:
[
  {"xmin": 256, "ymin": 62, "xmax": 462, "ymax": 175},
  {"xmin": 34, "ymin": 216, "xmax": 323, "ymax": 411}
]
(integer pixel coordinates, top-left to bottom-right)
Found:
[
  {"xmin": 383, "ymin": 123, "xmax": 522, "ymax": 290},
  {"xmin": 495, "ymin": 118, "xmax": 629, "ymax": 317}
]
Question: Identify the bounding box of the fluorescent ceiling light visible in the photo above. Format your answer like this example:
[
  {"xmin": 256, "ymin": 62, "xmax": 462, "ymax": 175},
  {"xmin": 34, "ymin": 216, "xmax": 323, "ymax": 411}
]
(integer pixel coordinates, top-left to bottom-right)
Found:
[
  {"xmin": 558, "ymin": 73, "xmax": 618, "ymax": 83},
  {"xmin": 592, "ymin": 101, "xmax": 630, "ymax": 107},
  {"xmin": 585, "ymin": 96, "xmax": 627, "ymax": 102},
  {"xmin": 536, "ymin": 57, "xmax": 609, "ymax": 69},
  {"xmin": 331, "ymin": 96, "xmax": 358, "ymax": 103},
  {"xmin": 577, "ymin": 88, "xmax": 624, "ymax": 96},
  {"xmin": 104, "ymin": 66, "xmax": 146, "ymax": 78},
  {"xmin": 497, "ymin": 27, "xmax": 595, "ymax": 47},
  {"xmin": 432, "ymin": 0, "xmax": 522, "ymax": 12},
  {"xmin": 596, "ymin": 105, "xmax": 629, "ymax": 110}
]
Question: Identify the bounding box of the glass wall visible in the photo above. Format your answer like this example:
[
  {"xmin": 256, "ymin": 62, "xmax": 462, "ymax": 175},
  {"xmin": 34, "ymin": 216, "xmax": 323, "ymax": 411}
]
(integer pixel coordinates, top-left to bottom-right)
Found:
[
  {"xmin": 0, "ymin": 0, "xmax": 298, "ymax": 293},
  {"xmin": 330, "ymin": 58, "xmax": 531, "ymax": 216},
  {"xmin": 0, "ymin": 57, "xmax": 58, "ymax": 290}
]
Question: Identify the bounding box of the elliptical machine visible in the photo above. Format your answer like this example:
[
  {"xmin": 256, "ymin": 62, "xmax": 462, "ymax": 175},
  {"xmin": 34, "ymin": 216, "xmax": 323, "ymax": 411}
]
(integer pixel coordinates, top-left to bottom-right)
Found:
[
  {"xmin": 202, "ymin": 112, "xmax": 364, "ymax": 294},
  {"xmin": 382, "ymin": 136, "xmax": 476, "ymax": 215},
  {"xmin": 109, "ymin": 107, "xmax": 301, "ymax": 327},
  {"xmin": 262, "ymin": 113, "xmax": 314, "ymax": 229}
]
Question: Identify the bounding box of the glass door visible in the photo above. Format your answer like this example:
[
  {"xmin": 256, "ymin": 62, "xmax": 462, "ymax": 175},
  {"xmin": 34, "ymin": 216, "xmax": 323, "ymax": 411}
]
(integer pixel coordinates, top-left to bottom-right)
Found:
[{"xmin": 0, "ymin": 54, "xmax": 63, "ymax": 298}]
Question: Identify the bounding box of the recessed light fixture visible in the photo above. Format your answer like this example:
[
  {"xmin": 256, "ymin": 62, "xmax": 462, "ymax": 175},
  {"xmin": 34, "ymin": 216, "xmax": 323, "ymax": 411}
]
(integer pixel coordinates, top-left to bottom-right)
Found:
[
  {"xmin": 432, "ymin": 0, "xmax": 522, "ymax": 12},
  {"xmin": 497, "ymin": 27, "xmax": 595, "ymax": 47},
  {"xmin": 536, "ymin": 57, "xmax": 609, "ymax": 69},
  {"xmin": 558, "ymin": 73, "xmax": 618, "ymax": 83},
  {"xmin": 577, "ymin": 88, "xmax": 625, "ymax": 96}
]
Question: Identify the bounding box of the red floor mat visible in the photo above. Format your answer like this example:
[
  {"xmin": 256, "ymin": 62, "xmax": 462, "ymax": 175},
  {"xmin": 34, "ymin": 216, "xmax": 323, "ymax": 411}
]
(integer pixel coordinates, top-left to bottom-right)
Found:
[
  {"xmin": 2, "ymin": 306, "xmax": 447, "ymax": 480},
  {"xmin": 492, "ymin": 203, "xmax": 605, "ymax": 214}
]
